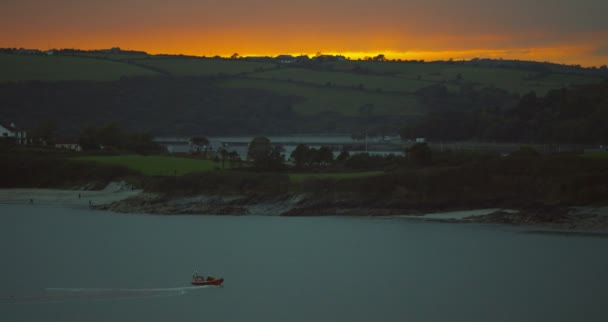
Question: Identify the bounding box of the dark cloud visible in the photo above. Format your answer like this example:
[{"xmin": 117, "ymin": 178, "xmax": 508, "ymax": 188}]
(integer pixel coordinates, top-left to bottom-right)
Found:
[{"xmin": 594, "ymin": 45, "xmax": 608, "ymax": 56}]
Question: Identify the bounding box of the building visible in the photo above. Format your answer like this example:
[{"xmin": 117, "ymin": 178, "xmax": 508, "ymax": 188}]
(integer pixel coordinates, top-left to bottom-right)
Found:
[
  {"xmin": 275, "ymin": 55, "xmax": 296, "ymax": 64},
  {"xmin": 54, "ymin": 142, "xmax": 82, "ymax": 152},
  {"xmin": 0, "ymin": 122, "xmax": 28, "ymax": 145}
]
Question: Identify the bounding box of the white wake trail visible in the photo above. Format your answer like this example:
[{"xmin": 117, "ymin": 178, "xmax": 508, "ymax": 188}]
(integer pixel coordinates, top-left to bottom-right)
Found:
[{"xmin": 45, "ymin": 285, "xmax": 213, "ymax": 293}]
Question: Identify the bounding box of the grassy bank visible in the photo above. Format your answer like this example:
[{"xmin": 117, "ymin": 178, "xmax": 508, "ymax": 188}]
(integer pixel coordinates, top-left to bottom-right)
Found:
[{"xmin": 74, "ymin": 155, "xmax": 227, "ymax": 176}]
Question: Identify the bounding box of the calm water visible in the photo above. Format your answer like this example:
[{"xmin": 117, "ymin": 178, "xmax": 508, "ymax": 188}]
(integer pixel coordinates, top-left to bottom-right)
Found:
[{"xmin": 1, "ymin": 205, "xmax": 608, "ymax": 322}]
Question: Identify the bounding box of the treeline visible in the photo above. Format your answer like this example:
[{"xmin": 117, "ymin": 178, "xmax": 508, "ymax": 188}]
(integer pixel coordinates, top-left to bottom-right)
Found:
[
  {"xmin": 78, "ymin": 123, "xmax": 162, "ymax": 153},
  {"xmin": 0, "ymin": 77, "xmax": 303, "ymax": 137},
  {"xmin": 402, "ymin": 82, "xmax": 608, "ymax": 144},
  {"xmin": 141, "ymin": 153, "xmax": 608, "ymax": 208},
  {"xmin": 0, "ymin": 153, "xmax": 137, "ymax": 188},
  {"xmin": 299, "ymin": 155, "xmax": 608, "ymax": 208},
  {"xmin": 247, "ymin": 136, "xmax": 439, "ymax": 172},
  {"xmin": 0, "ymin": 76, "xmax": 393, "ymax": 136}
]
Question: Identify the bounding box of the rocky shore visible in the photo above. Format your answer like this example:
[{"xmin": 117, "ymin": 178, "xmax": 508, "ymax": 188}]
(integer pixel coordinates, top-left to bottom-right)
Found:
[{"xmin": 95, "ymin": 192, "xmax": 608, "ymax": 230}]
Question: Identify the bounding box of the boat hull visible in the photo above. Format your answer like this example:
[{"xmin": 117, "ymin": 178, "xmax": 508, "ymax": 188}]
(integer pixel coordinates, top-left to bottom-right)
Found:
[{"xmin": 191, "ymin": 278, "xmax": 224, "ymax": 286}]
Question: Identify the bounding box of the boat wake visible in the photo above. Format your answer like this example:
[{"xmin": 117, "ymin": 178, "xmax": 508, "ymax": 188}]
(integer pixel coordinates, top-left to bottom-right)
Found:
[{"xmin": 1, "ymin": 286, "xmax": 215, "ymax": 304}]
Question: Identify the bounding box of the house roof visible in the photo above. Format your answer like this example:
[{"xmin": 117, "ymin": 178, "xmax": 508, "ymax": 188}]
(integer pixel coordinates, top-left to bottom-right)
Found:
[{"xmin": 0, "ymin": 122, "xmax": 18, "ymax": 131}]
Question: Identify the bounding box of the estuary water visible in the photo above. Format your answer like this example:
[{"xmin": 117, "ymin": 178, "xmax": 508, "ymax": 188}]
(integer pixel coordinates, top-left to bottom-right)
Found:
[{"xmin": 1, "ymin": 204, "xmax": 608, "ymax": 322}]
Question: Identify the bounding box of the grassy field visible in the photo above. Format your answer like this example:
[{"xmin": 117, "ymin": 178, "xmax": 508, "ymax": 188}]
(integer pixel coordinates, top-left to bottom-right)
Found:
[
  {"xmin": 220, "ymin": 78, "xmax": 423, "ymax": 116},
  {"xmin": 74, "ymin": 155, "xmax": 225, "ymax": 176},
  {"xmin": 136, "ymin": 58, "xmax": 276, "ymax": 76},
  {"xmin": 250, "ymin": 68, "xmax": 433, "ymax": 93},
  {"xmin": 289, "ymin": 171, "xmax": 384, "ymax": 183},
  {"xmin": 73, "ymin": 53, "xmax": 152, "ymax": 61},
  {"xmin": 323, "ymin": 61, "xmax": 450, "ymax": 75},
  {"xmin": 321, "ymin": 61, "xmax": 603, "ymax": 95},
  {"xmin": 582, "ymin": 151, "xmax": 608, "ymax": 159},
  {"xmin": 0, "ymin": 54, "xmax": 160, "ymax": 81},
  {"xmin": 2, "ymin": 54, "xmax": 601, "ymax": 97}
]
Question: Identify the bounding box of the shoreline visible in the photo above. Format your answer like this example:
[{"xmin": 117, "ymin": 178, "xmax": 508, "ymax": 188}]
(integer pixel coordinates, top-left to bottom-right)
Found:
[
  {"xmin": 94, "ymin": 191, "xmax": 608, "ymax": 230},
  {"xmin": 0, "ymin": 183, "xmax": 141, "ymax": 207},
  {"xmin": 2, "ymin": 187, "xmax": 608, "ymax": 231}
]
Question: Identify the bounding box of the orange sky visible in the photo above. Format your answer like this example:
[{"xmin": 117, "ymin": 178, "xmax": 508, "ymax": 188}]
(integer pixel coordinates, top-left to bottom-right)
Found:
[{"xmin": 1, "ymin": 0, "xmax": 607, "ymax": 66}]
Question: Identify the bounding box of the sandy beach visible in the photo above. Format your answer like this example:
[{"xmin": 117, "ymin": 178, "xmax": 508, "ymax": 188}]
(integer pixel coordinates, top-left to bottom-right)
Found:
[{"xmin": 0, "ymin": 182, "xmax": 141, "ymax": 207}]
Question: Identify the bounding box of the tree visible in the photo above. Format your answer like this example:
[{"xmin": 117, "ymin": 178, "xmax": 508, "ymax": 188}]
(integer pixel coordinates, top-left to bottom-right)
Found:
[
  {"xmin": 247, "ymin": 136, "xmax": 283, "ymax": 170},
  {"xmin": 373, "ymin": 54, "xmax": 386, "ymax": 62},
  {"xmin": 190, "ymin": 136, "xmax": 209, "ymax": 156},
  {"xmin": 248, "ymin": 136, "xmax": 272, "ymax": 160},
  {"xmin": 337, "ymin": 151, "xmax": 350, "ymax": 163},
  {"xmin": 78, "ymin": 126, "xmax": 101, "ymax": 150},
  {"xmin": 76, "ymin": 123, "xmax": 160, "ymax": 153},
  {"xmin": 219, "ymin": 148, "xmax": 230, "ymax": 169},
  {"xmin": 228, "ymin": 151, "xmax": 241, "ymax": 168},
  {"xmin": 315, "ymin": 146, "xmax": 334, "ymax": 165},
  {"xmin": 406, "ymin": 143, "xmax": 432, "ymax": 166},
  {"xmin": 97, "ymin": 123, "xmax": 123, "ymax": 148},
  {"xmin": 291, "ymin": 144, "xmax": 310, "ymax": 168},
  {"xmin": 30, "ymin": 120, "xmax": 57, "ymax": 146},
  {"xmin": 230, "ymin": 53, "xmax": 239, "ymax": 59}
]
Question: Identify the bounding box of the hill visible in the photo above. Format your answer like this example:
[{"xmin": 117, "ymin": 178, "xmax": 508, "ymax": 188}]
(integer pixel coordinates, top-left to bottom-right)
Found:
[
  {"xmin": 0, "ymin": 52, "xmax": 606, "ymax": 139},
  {"xmin": 0, "ymin": 54, "xmax": 161, "ymax": 81}
]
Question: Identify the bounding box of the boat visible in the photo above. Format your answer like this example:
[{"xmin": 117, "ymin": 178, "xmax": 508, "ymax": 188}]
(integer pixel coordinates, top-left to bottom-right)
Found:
[{"xmin": 191, "ymin": 274, "xmax": 224, "ymax": 286}]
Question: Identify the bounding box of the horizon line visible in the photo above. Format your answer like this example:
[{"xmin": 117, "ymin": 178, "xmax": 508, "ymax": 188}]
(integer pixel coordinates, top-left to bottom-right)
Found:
[{"xmin": 2, "ymin": 46, "xmax": 607, "ymax": 69}]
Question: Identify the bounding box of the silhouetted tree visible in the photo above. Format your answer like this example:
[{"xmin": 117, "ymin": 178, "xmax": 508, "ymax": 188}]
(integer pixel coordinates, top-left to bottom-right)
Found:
[
  {"xmin": 373, "ymin": 54, "xmax": 386, "ymax": 62},
  {"xmin": 247, "ymin": 136, "xmax": 284, "ymax": 170},
  {"xmin": 30, "ymin": 120, "xmax": 57, "ymax": 146},
  {"xmin": 336, "ymin": 151, "xmax": 350, "ymax": 163},
  {"xmin": 190, "ymin": 137, "xmax": 209, "ymax": 156},
  {"xmin": 291, "ymin": 144, "xmax": 310, "ymax": 168},
  {"xmin": 407, "ymin": 143, "xmax": 432, "ymax": 166},
  {"xmin": 219, "ymin": 148, "xmax": 230, "ymax": 169},
  {"xmin": 315, "ymin": 146, "xmax": 334, "ymax": 165}
]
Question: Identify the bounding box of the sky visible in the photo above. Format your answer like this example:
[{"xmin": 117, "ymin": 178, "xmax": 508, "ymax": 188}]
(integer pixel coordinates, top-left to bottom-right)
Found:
[{"xmin": 1, "ymin": 0, "xmax": 607, "ymax": 66}]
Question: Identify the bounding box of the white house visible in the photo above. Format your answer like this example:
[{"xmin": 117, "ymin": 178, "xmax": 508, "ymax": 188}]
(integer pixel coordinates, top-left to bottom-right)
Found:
[
  {"xmin": 0, "ymin": 122, "xmax": 28, "ymax": 145},
  {"xmin": 55, "ymin": 142, "xmax": 82, "ymax": 151}
]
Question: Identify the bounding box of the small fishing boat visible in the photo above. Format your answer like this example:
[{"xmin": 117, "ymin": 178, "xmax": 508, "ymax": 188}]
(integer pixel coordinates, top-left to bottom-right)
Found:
[{"xmin": 191, "ymin": 273, "xmax": 224, "ymax": 286}]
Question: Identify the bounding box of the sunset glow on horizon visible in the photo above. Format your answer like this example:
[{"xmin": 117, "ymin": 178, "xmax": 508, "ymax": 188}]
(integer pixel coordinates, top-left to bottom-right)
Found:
[{"xmin": 2, "ymin": 0, "xmax": 607, "ymax": 66}]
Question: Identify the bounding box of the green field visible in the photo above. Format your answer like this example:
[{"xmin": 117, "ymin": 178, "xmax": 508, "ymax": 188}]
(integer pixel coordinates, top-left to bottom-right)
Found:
[
  {"xmin": 289, "ymin": 171, "xmax": 384, "ymax": 183},
  {"xmin": 136, "ymin": 58, "xmax": 275, "ymax": 76},
  {"xmin": 75, "ymin": 155, "xmax": 225, "ymax": 176},
  {"xmin": 322, "ymin": 61, "xmax": 603, "ymax": 95},
  {"xmin": 0, "ymin": 54, "xmax": 160, "ymax": 81},
  {"xmin": 74, "ymin": 53, "xmax": 152, "ymax": 61},
  {"xmin": 250, "ymin": 68, "xmax": 433, "ymax": 93},
  {"xmin": 323, "ymin": 61, "xmax": 450, "ymax": 75},
  {"xmin": 2, "ymin": 53, "xmax": 601, "ymax": 97},
  {"xmin": 582, "ymin": 151, "xmax": 608, "ymax": 159},
  {"xmin": 220, "ymin": 78, "xmax": 422, "ymax": 116}
]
